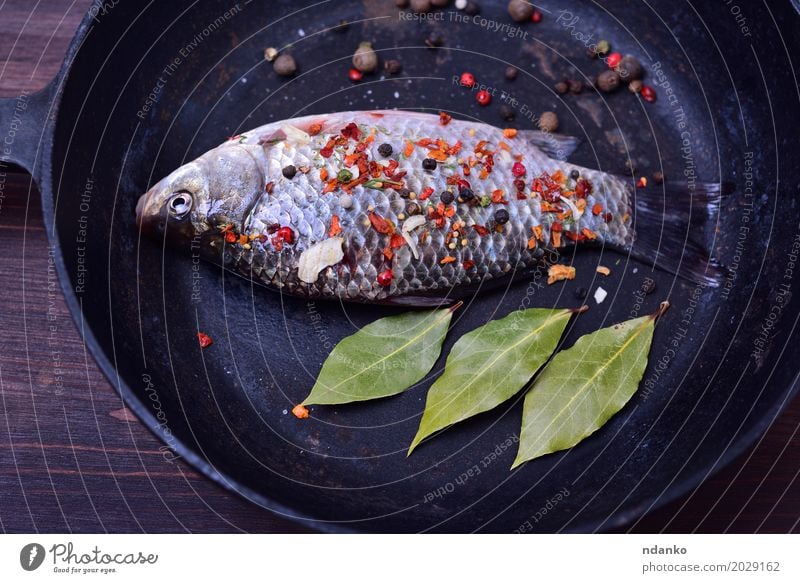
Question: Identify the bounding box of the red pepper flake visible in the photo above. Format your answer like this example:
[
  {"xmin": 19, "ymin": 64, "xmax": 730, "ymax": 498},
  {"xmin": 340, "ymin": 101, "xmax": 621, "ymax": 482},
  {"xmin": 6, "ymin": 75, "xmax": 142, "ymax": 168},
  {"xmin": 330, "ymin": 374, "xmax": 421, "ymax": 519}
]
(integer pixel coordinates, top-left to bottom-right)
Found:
[
  {"xmin": 419, "ymin": 187, "xmax": 434, "ymax": 201},
  {"xmin": 308, "ymin": 122, "xmax": 323, "ymax": 136},
  {"xmin": 551, "ymin": 221, "xmax": 563, "ymax": 233},
  {"xmin": 512, "ymin": 162, "xmax": 526, "ymax": 177},
  {"xmin": 319, "ymin": 168, "xmax": 329, "ymax": 181},
  {"xmin": 384, "ymin": 159, "xmax": 399, "ymax": 177},
  {"xmin": 403, "ymin": 140, "xmax": 414, "ymax": 157},
  {"xmin": 329, "ymin": 215, "xmax": 342, "ymax": 237},
  {"xmin": 292, "ymin": 404, "xmax": 309, "ymax": 419},
  {"xmin": 341, "ymin": 122, "xmax": 361, "ymax": 141},
  {"xmin": 564, "ymin": 231, "xmax": 586, "ymax": 242},
  {"xmin": 348, "ymin": 68, "xmax": 363, "ymax": 82},
  {"xmin": 197, "ymin": 332, "xmax": 213, "ymax": 349},
  {"xmin": 439, "ymin": 111, "xmax": 453, "ymax": 126},
  {"xmin": 390, "ymin": 233, "xmax": 406, "ymax": 249},
  {"xmin": 323, "ymin": 178, "xmax": 338, "ymax": 193},
  {"xmin": 265, "ymin": 181, "xmax": 275, "ymax": 194},
  {"xmin": 476, "ymin": 90, "xmax": 491, "ymax": 106},
  {"xmin": 491, "ymin": 189, "xmax": 507, "ymax": 204},
  {"xmin": 224, "ymin": 231, "xmax": 237, "ymax": 244},
  {"xmin": 460, "ymin": 72, "xmax": 476, "ymax": 88},
  {"xmin": 382, "ymin": 247, "xmax": 394, "ymax": 261},
  {"xmin": 377, "ymin": 269, "xmax": 394, "ymax": 286},
  {"xmin": 604, "ymin": 212, "xmax": 614, "ymax": 223},
  {"xmin": 592, "ymin": 203, "xmax": 603, "ymax": 216},
  {"xmin": 239, "ymin": 234, "xmax": 249, "ymax": 246},
  {"xmin": 472, "ymin": 225, "xmax": 489, "ymax": 236},
  {"xmin": 575, "ymin": 179, "xmax": 592, "ymax": 198},
  {"xmin": 502, "ymin": 128, "xmax": 518, "ymax": 139},
  {"xmin": 463, "ymin": 259, "xmax": 476, "ymax": 270},
  {"xmin": 637, "ymin": 176, "xmax": 648, "ymax": 188},
  {"xmin": 369, "ymin": 212, "xmax": 394, "ymax": 234},
  {"xmin": 516, "ymin": 190, "xmax": 527, "ymax": 201},
  {"xmin": 581, "ymin": 228, "xmax": 598, "ymax": 240},
  {"xmin": 531, "ymin": 9, "xmax": 543, "ymax": 23},
  {"xmin": 440, "ymin": 256, "xmax": 456, "ymax": 264},
  {"xmin": 320, "ymin": 137, "xmax": 336, "ymax": 158}
]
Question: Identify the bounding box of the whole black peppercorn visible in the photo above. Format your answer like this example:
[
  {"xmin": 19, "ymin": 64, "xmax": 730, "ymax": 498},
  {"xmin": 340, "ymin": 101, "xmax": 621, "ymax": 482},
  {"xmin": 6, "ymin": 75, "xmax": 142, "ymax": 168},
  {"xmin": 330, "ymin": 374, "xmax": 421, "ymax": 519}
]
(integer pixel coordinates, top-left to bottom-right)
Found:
[
  {"xmin": 494, "ymin": 208, "xmax": 510, "ymax": 224},
  {"xmin": 384, "ymin": 59, "xmax": 402, "ymax": 75},
  {"xmin": 570, "ymin": 169, "xmax": 580, "ymax": 180},
  {"xmin": 499, "ymin": 104, "xmax": 516, "ymax": 122},
  {"xmin": 399, "ymin": 188, "xmax": 412, "ymax": 199},
  {"xmin": 378, "ymin": 143, "xmax": 393, "ymax": 157},
  {"xmin": 464, "ymin": 1, "xmax": 481, "ymax": 15},
  {"xmin": 505, "ymin": 66, "xmax": 518, "ymax": 81},
  {"xmin": 458, "ymin": 187, "xmax": 475, "ymax": 202},
  {"xmin": 422, "ymin": 157, "xmax": 437, "ymax": 171},
  {"xmin": 282, "ymin": 165, "xmax": 297, "ymax": 179},
  {"xmin": 440, "ymin": 190, "xmax": 454, "ymax": 204},
  {"xmin": 406, "ymin": 202, "xmax": 422, "ymax": 215},
  {"xmin": 554, "ymin": 81, "xmax": 569, "ymax": 95},
  {"xmin": 568, "ymin": 79, "xmax": 583, "ymax": 94}
]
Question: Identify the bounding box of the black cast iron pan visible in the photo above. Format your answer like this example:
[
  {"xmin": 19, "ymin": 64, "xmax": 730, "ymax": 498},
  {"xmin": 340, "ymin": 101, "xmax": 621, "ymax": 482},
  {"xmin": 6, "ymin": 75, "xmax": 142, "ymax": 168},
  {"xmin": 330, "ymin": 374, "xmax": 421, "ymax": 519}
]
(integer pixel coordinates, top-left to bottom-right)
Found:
[{"xmin": 3, "ymin": 0, "xmax": 799, "ymax": 532}]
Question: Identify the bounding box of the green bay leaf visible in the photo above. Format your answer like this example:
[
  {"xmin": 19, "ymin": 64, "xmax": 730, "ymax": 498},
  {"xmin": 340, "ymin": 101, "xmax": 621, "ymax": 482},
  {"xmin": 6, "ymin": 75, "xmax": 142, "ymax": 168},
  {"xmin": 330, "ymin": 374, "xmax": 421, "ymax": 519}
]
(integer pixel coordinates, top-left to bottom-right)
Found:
[
  {"xmin": 512, "ymin": 302, "xmax": 669, "ymax": 469},
  {"xmin": 302, "ymin": 306, "xmax": 456, "ymax": 406},
  {"xmin": 408, "ymin": 307, "xmax": 579, "ymax": 455}
]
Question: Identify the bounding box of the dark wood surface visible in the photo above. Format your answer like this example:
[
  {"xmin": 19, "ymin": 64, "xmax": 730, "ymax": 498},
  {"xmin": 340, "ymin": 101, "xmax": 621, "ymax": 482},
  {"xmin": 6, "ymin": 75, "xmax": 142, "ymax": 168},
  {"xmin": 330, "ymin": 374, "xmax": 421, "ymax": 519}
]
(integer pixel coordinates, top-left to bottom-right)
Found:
[{"xmin": 0, "ymin": 0, "xmax": 797, "ymax": 534}]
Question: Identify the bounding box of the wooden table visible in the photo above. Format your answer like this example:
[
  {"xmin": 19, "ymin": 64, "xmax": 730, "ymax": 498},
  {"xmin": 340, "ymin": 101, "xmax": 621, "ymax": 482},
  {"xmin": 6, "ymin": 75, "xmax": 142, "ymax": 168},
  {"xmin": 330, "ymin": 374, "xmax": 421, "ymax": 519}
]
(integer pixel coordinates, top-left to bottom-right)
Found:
[{"xmin": 0, "ymin": 0, "xmax": 797, "ymax": 533}]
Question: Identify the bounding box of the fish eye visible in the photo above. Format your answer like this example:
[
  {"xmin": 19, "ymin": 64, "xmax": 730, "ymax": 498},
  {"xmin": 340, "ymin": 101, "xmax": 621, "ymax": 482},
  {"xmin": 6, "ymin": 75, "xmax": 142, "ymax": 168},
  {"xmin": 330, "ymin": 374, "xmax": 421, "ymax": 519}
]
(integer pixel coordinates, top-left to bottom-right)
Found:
[{"xmin": 168, "ymin": 191, "xmax": 193, "ymax": 216}]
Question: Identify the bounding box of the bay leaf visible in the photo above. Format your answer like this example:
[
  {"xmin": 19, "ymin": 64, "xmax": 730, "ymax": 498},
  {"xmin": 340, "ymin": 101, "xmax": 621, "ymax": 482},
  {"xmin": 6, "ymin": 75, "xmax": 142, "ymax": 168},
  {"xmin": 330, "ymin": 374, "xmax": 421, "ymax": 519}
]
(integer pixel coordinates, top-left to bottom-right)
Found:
[
  {"xmin": 408, "ymin": 307, "xmax": 582, "ymax": 455},
  {"xmin": 512, "ymin": 302, "xmax": 670, "ymax": 469},
  {"xmin": 302, "ymin": 305, "xmax": 458, "ymax": 406}
]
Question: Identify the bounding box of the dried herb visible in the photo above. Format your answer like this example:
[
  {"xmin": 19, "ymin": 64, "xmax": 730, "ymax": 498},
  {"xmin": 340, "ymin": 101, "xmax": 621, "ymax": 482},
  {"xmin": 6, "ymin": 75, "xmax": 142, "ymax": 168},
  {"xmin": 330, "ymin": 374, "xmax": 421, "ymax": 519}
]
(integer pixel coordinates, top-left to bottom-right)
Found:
[
  {"xmin": 512, "ymin": 302, "xmax": 669, "ymax": 469},
  {"xmin": 302, "ymin": 305, "xmax": 459, "ymax": 406},
  {"xmin": 408, "ymin": 307, "xmax": 583, "ymax": 454}
]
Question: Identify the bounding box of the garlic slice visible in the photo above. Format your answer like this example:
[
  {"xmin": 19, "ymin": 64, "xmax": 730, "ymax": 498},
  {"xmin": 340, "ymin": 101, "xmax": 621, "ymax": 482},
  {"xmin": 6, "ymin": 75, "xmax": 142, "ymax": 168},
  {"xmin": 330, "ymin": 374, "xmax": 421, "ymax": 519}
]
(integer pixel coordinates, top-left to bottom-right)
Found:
[
  {"xmin": 297, "ymin": 237, "xmax": 344, "ymax": 283},
  {"xmin": 401, "ymin": 215, "xmax": 427, "ymax": 260}
]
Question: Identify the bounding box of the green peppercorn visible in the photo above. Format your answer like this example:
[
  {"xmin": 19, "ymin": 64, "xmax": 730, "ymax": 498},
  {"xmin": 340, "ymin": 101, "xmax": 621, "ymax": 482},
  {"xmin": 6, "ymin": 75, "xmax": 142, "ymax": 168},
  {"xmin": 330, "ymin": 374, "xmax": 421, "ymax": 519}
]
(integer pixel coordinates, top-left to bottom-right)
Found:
[
  {"xmin": 494, "ymin": 208, "xmax": 510, "ymax": 224},
  {"xmin": 378, "ymin": 143, "xmax": 393, "ymax": 157},
  {"xmin": 282, "ymin": 165, "xmax": 297, "ymax": 179},
  {"xmin": 337, "ymin": 169, "xmax": 353, "ymax": 182},
  {"xmin": 480, "ymin": 195, "xmax": 491, "ymax": 207},
  {"xmin": 422, "ymin": 158, "xmax": 437, "ymax": 171}
]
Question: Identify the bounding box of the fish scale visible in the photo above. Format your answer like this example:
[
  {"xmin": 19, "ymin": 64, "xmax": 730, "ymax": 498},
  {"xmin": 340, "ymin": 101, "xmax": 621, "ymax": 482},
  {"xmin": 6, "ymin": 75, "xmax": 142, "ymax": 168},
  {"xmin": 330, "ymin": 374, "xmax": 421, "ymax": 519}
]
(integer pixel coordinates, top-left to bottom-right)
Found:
[{"xmin": 232, "ymin": 111, "xmax": 634, "ymax": 302}]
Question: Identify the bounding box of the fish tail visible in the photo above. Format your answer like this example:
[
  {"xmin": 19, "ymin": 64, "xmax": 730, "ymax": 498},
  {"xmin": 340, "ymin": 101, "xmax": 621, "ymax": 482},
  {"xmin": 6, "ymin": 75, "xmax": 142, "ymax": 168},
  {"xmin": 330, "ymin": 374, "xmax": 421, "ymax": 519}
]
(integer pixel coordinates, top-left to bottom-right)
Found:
[{"xmin": 628, "ymin": 179, "xmax": 735, "ymax": 287}]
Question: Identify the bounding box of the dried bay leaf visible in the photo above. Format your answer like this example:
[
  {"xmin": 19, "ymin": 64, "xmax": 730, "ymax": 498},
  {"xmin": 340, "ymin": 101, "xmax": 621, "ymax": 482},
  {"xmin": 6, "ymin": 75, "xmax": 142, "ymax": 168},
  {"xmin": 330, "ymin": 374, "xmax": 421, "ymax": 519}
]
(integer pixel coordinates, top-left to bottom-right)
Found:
[
  {"xmin": 302, "ymin": 304, "xmax": 459, "ymax": 406},
  {"xmin": 512, "ymin": 302, "xmax": 669, "ymax": 469},
  {"xmin": 408, "ymin": 307, "xmax": 584, "ymax": 454}
]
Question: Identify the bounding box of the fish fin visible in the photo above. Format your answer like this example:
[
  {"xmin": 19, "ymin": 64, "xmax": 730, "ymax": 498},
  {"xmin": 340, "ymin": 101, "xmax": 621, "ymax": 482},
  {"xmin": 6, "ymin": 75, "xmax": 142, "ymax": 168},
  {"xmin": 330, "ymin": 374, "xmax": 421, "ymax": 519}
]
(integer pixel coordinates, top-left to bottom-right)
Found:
[
  {"xmin": 518, "ymin": 130, "xmax": 581, "ymax": 161},
  {"xmin": 627, "ymin": 180, "xmax": 735, "ymax": 287},
  {"xmin": 377, "ymin": 295, "xmax": 456, "ymax": 308}
]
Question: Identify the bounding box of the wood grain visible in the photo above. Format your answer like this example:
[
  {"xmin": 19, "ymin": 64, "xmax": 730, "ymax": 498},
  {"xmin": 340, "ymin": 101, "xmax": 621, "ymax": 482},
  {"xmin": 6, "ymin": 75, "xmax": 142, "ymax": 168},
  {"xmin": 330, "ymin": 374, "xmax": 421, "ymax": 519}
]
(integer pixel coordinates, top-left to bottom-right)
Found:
[{"xmin": 0, "ymin": 0, "xmax": 797, "ymax": 533}]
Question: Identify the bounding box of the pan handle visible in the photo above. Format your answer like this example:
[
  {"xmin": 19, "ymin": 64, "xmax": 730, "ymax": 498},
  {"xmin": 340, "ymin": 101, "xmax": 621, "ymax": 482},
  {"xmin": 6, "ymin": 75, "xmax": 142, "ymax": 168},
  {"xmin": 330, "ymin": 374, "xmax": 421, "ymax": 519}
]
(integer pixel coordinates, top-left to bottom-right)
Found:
[{"xmin": 0, "ymin": 83, "xmax": 56, "ymax": 178}]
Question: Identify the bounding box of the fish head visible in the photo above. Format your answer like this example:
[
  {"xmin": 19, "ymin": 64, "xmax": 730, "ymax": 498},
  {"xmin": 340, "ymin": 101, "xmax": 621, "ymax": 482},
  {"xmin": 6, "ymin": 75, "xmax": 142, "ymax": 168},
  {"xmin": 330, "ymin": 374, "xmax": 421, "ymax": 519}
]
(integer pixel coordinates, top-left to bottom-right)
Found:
[{"xmin": 135, "ymin": 144, "xmax": 265, "ymax": 244}]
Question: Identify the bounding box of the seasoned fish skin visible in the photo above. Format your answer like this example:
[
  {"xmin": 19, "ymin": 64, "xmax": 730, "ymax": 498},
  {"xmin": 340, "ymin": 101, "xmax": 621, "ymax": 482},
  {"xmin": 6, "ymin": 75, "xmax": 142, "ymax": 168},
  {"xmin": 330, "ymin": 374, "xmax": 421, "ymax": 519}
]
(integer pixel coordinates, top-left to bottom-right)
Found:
[{"xmin": 137, "ymin": 110, "xmax": 635, "ymax": 303}]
